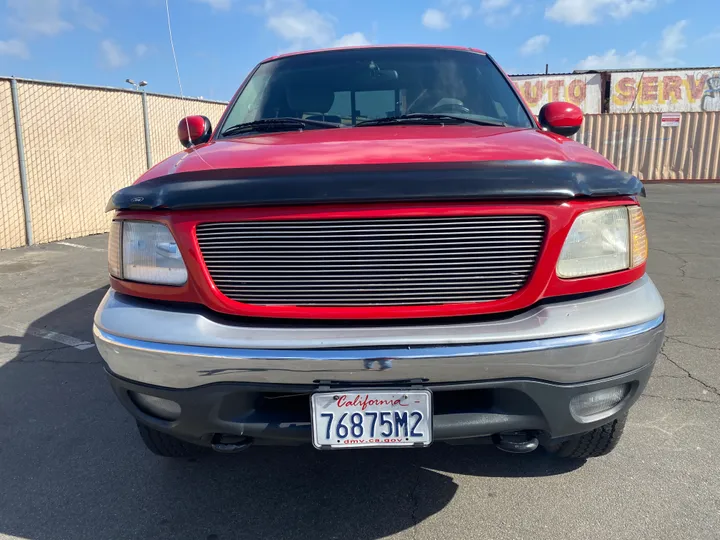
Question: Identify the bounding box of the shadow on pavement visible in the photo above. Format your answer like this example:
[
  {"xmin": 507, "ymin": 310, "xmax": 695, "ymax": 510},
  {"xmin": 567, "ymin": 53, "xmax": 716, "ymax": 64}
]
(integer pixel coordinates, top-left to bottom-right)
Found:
[{"xmin": 0, "ymin": 288, "xmax": 583, "ymax": 540}]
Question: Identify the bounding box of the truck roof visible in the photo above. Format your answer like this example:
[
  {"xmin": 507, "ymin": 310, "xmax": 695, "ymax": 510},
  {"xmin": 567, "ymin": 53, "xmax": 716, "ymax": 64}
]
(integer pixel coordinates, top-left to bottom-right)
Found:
[{"xmin": 260, "ymin": 44, "xmax": 487, "ymax": 64}]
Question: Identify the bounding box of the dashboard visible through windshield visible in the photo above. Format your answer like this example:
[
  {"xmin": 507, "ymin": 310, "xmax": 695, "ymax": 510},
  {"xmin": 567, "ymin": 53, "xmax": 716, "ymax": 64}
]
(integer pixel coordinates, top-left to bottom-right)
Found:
[{"xmin": 219, "ymin": 47, "xmax": 534, "ymax": 136}]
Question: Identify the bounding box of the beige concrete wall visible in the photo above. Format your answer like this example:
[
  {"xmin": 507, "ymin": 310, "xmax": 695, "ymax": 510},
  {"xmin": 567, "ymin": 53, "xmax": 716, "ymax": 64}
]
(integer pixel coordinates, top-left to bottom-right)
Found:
[
  {"xmin": 0, "ymin": 81, "xmax": 27, "ymax": 249},
  {"xmin": 575, "ymin": 112, "xmax": 720, "ymax": 181},
  {"xmin": 147, "ymin": 95, "xmax": 227, "ymax": 165}
]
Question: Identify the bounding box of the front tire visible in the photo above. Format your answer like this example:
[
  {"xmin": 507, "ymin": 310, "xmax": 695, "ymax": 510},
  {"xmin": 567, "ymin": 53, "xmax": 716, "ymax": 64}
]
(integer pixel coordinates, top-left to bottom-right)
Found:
[
  {"xmin": 546, "ymin": 414, "xmax": 627, "ymax": 459},
  {"xmin": 136, "ymin": 422, "xmax": 208, "ymax": 458}
]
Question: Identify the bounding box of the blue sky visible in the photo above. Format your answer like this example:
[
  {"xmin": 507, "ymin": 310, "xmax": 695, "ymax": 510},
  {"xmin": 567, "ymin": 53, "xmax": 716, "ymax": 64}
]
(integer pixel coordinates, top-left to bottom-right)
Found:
[{"xmin": 1, "ymin": 0, "xmax": 719, "ymax": 101}]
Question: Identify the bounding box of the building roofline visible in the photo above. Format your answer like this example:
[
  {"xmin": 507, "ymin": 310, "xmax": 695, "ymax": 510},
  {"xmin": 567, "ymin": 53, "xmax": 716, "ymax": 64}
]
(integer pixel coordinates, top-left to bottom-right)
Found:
[
  {"xmin": 508, "ymin": 66, "xmax": 720, "ymax": 77},
  {"xmin": 573, "ymin": 66, "xmax": 720, "ymax": 74}
]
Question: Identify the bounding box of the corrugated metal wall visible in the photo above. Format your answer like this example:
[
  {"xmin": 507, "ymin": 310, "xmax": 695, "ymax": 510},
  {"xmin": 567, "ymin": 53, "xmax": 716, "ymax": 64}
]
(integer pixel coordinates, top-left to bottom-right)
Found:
[{"xmin": 575, "ymin": 112, "xmax": 720, "ymax": 181}]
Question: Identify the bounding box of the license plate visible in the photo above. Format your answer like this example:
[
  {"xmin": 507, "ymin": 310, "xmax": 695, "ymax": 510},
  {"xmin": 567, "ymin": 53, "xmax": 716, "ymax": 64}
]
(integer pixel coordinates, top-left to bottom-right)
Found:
[{"xmin": 310, "ymin": 390, "xmax": 432, "ymax": 449}]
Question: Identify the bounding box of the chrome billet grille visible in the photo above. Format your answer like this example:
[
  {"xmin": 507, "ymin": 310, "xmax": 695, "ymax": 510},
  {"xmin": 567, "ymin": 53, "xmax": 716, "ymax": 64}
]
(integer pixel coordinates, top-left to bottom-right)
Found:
[{"xmin": 196, "ymin": 216, "xmax": 546, "ymax": 306}]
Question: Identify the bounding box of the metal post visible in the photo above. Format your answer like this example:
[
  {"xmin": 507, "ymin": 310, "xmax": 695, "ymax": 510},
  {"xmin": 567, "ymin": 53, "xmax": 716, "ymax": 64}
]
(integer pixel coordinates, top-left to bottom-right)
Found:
[
  {"xmin": 10, "ymin": 78, "xmax": 33, "ymax": 245},
  {"xmin": 141, "ymin": 90, "xmax": 153, "ymax": 169}
]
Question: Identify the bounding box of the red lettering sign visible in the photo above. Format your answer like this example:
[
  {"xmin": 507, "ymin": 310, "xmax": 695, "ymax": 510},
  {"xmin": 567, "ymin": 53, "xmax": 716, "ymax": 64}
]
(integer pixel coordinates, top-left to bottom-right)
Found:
[
  {"xmin": 641, "ymin": 76, "xmax": 659, "ymax": 102},
  {"xmin": 568, "ymin": 80, "xmax": 586, "ymax": 105},
  {"xmin": 662, "ymin": 76, "xmax": 683, "ymax": 101},
  {"xmin": 336, "ymin": 394, "xmax": 408, "ymax": 411},
  {"xmin": 545, "ymin": 79, "xmax": 563, "ymax": 103},
  {"xmin": 522, "ymin": 81, "xmax": 543, "ymax": 106},
  {"xmin": 615, "ymin": 77, "xmax": 637, "ymax": 104},
  {"xmin": 687, "ymin": 74, "xmax": 708, "ymax": 100}
]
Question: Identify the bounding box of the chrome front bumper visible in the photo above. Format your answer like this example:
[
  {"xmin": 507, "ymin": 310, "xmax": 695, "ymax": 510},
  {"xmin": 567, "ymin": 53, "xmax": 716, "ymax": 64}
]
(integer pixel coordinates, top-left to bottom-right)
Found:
[{"xmin": 94, "ymin": 275, "xmax": 665, "ymax": 389}]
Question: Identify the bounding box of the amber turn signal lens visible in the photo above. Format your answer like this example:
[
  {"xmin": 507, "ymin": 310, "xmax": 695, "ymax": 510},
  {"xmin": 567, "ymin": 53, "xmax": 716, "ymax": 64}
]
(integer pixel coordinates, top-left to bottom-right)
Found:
[
  {"xmin": 628, "ymin": 206, "xmax": 647, "ymax": 268},
  {"xmin": 108, "ymin": 220, "xmax": 123, "ymax": 279}
]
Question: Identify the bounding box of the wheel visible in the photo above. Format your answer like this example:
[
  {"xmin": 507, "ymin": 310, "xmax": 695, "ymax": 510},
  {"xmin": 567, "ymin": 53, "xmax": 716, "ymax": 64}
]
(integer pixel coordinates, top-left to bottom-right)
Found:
[
  {"xmin": 546, "ymin": 414, "xmax": 627, "ymax": 459},
  {"xmin": 136, "ymin": 422, "xmax": 208, "ymax": 458}
]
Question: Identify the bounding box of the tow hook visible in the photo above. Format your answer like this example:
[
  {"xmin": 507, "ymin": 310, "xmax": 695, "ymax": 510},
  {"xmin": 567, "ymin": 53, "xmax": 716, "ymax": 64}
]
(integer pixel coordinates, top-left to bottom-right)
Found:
[
  {"xmin": 493, "ymin": 432, "xmax": 539, "ymax": 454},
  {"xmin": 211, "ymin": 434, "xmax": 253, "ymax": 453}
]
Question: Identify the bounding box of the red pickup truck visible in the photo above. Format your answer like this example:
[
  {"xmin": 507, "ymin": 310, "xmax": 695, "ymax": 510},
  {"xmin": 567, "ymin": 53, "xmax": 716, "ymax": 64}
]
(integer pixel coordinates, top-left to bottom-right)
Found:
[{"xmin": 94, "ymin": 45, "xmax": 664, "ymax": 459}]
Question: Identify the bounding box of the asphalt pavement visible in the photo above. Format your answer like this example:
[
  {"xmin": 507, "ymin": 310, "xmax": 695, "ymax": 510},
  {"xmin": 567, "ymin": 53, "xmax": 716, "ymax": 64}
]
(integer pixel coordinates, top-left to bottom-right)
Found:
[{"xmin": 1, "ymin": 184, "xmax": 719, "ymax": 540}]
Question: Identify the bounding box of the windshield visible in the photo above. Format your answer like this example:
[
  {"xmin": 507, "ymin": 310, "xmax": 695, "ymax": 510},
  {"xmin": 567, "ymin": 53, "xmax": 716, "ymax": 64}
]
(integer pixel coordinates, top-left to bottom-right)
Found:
[{"xmin": 219, "ymin": 48, "xmax": 534, "ymax": 135}]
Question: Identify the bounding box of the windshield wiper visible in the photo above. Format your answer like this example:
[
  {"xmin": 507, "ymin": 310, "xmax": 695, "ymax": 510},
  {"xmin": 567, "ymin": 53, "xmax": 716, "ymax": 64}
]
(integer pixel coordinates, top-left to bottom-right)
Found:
[
  {"xmin": 355, "ymin": 113, "xmax": 507, "ymax": 127},
  {"xmin": 222, "ymin": 117, "xmax": 342, "ymax": 137}
]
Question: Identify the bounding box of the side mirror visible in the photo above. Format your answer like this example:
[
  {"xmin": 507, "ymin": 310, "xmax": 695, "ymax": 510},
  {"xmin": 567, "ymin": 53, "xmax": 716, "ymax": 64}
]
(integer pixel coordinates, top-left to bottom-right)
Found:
[
  {"xmin": 538, "ymin": 102, "xmax": 583, "ymax": 137},
  {"xmin": 178, "ymin": 115, "xmax": 212, "ymax": 148}
]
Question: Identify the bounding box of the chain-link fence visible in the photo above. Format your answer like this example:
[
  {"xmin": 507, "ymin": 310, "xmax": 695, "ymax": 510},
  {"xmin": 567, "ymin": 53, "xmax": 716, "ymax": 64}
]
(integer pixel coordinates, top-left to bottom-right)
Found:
[
  {"xmin": 0, "ymin": 77, "xmax": 227, "ymax": 249},
  {"xmin": 147, "ymin": 94, "xmax": 227, "ymax": 167}
]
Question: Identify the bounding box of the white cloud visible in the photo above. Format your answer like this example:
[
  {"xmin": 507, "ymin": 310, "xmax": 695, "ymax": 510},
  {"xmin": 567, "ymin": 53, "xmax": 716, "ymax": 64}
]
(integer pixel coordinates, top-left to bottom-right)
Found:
[
  {"xmin": 100, "ymin": 39, "xmax": 129, "ymax": 68},
  {"xmin": 195, "ymin": 0, "xmax": 233, "ymax": 10},
  {"xmin": 697, "ymin": 32, "xmax": 720, "ymax": 45},
  {"xmin": 261, "ymin": 0, "xmax": 370, "ymax": 52},
  {"xmin": 267, "ymin": 7, "xmax": 335, "ymax": 47},
  {"xmin": 697, "ymin": 29, "xmax": 720, "ymax": 44},
  {"xmin": 481, "ymin": 0, "xmax": 511, "ymax": 10},
  {"xmin": 576, "ymin": 49, "xmax": 652, "ymax": 70},
  {"xmin": 456, "ymin": 4, "xmax": 473, "ymax": 19},
  {"xmin": 332, "ymin": 32, "xmax": 371, "ymax": 48},
  {"xmin": 70, "ymin": 0, "xmax": 105, "ymax": 31},
  {"xmin": 479, "ymin": 0, "xmax": 520, "ymax": 25},
  {"xmin": 135, "ymin": 43, "xmax": 149, "ymax": 57},
  {"xmin": 575, "ymin": 20, "xmax": 688, "ymax": 69},
  {"xmin": 0, "ymin": 39, "xmax": 30, "ymax": 59},
  {"xmin": 546, "ymin": 0, "xmax": 656, "ymax": 25},
  {"xmin": 520, "ymin": 35, "xmax": 550, "ymax": 56},
  {"xmin": 7, "ymin": 0, "xmax": 107, "ymax": 36},
  {"xmin": 7, "ymin": 0, "xmax": 73, "ymax": 36},
  {"xmin": 443, "ymin": 0, "xmax": 473, "ymax": 19},
  {"xmin": 422, "ymin": 8, "xmax": 450, "ymax": 30},
  {"xmin": 422, "ymin": 1, "xmax": 473, "ymax": 29},
  {"xmin": 659, "ymin": 19, "xmax": 687, "ymax": 60}
]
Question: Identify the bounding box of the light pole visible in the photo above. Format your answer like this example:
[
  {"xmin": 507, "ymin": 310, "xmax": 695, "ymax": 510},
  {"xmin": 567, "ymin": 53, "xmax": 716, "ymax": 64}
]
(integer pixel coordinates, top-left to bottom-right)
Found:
[
  {"xmin": 125, "ymin": 78, "xmax": 148, "ymax": 91},
  {"xmin": 126, "ymin": 79, "xmax": 153, "ymax": 169}
]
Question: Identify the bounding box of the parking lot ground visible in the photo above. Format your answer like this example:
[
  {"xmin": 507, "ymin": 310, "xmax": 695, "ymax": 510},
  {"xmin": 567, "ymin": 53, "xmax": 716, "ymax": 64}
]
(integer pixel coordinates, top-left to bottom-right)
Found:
[{"xmin": 1, "ymin": 184, "xmax": 719, "ymax": 540}]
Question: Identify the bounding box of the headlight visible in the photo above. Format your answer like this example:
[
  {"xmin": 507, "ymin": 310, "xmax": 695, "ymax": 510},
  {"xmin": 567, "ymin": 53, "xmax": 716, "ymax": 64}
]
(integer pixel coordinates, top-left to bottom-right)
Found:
[
  {"xmin": 108, "ymin": 221, "xmax": 188, "ymax": 286},
  {"xmin": 557, "ymin": 206, "xmax": 647, "ymax": 278}
]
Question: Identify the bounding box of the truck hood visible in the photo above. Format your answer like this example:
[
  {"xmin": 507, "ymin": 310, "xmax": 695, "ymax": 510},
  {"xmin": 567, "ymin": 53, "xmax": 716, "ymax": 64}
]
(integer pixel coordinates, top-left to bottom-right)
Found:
[
  {"xmin": 110, "ymin": 124, "xmax": 644, "ymax": 212},
  {"xmin": 139, "ymin": 125, "xmax": 613, "ymax": 182}
]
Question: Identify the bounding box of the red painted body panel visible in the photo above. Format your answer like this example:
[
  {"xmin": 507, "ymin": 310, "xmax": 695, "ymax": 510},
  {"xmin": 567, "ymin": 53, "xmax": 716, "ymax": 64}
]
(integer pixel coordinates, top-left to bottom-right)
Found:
[
  {"xmin": 111, "ymin": 198, "xmax": 645, "ymax": 320},
  {"xmin": 138, "ymin": 125, "xmax": 614, "ymax": 183}
]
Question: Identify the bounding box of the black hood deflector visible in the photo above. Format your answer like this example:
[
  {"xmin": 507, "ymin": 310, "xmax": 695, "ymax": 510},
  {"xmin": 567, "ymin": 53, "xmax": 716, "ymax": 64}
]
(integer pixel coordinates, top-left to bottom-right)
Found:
[{"xmin": 107, "ymin": 160, "xmax": 645, "ymax": 212}]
